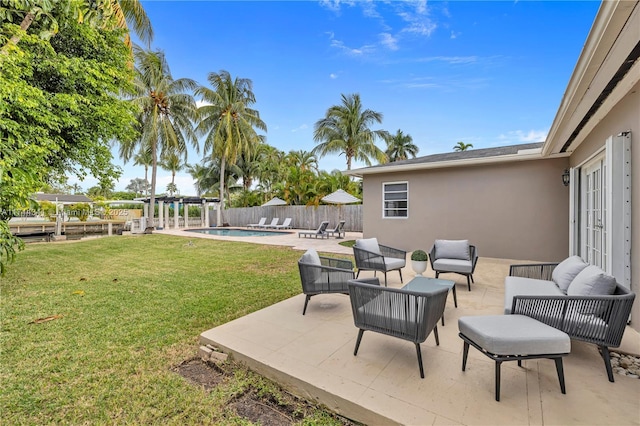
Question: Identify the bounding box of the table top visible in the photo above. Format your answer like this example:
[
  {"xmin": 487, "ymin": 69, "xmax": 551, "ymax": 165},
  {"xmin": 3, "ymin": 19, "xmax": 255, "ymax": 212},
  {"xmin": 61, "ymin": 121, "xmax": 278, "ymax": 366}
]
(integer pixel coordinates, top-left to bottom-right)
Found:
[{"xmin": 402, "ymin": 276, "xmax": 455, "ymax": 293}]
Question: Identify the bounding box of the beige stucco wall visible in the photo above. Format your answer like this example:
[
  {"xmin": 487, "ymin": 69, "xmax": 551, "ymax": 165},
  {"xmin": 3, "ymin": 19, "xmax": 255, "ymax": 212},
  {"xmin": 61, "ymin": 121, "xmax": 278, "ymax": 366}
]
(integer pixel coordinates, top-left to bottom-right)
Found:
[
  {"xmin": 569, "ymin": 80, "xmax": 639, "ymax": 328},
  {"xmin": 362, "ymin": 157, "xmax": 570, "ymax": 261}
]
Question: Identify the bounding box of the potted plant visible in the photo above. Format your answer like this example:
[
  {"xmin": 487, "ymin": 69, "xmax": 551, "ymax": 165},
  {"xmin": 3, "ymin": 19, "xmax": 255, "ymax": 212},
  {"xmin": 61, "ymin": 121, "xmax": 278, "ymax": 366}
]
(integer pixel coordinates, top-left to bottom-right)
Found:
[{"xmin": 411, "ymin": 249, "xmax": 428, "ymax": 276}]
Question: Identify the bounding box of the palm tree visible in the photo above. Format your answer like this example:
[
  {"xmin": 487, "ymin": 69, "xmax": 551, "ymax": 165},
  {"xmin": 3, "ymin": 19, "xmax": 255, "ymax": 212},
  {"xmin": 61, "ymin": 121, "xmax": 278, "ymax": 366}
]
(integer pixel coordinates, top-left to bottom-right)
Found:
[
  {"xmin": 286, "ymin": 150, "xmax": 318, "ymax": 173},
  {"xmin": 160, "ymin": 148, "xmax": 185, "ymax": 196},
  {"xmin": 453, "ymin": 141, "xmax": 473, "ymax": 152},
  {"xmin": 385, "ymin": 129, "xmax": 419, "ymax": 162},
  {"xmin": 125, "ymin": 47, "xmax": 198, "ymax": 227},
  {"xmin": 313, "ymin": 93, "xmax": 389, "ymax": 170},
  {"xmin": 195, "ymin": 70, "xmax": 266, "ymax": 226},
  {"xmin": 133, "ymin": 148, "xmax": 152, "ymax": 197}
]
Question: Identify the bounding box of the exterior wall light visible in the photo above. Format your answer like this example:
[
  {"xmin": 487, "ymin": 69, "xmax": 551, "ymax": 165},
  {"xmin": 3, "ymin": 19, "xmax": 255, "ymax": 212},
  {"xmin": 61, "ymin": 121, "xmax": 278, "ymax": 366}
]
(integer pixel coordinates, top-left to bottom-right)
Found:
[{"xmin": 562, "ymin": 169, "xmax": 570, "ymax": 186}]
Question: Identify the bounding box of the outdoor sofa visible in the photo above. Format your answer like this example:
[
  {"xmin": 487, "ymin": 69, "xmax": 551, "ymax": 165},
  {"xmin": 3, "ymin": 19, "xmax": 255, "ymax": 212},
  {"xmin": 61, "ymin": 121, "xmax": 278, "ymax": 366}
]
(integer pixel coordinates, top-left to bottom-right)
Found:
[{"xmin": 505, "ymin": 255, "xmax": 635, "ymax": 382}]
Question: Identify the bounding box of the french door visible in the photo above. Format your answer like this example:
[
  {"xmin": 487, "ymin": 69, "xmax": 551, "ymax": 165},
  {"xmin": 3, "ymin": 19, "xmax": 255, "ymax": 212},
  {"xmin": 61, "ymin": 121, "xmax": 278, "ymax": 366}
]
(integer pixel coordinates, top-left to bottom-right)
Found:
[{"xmin": 581, "ymin": 155, "xmax": 607, "ymax": 269}]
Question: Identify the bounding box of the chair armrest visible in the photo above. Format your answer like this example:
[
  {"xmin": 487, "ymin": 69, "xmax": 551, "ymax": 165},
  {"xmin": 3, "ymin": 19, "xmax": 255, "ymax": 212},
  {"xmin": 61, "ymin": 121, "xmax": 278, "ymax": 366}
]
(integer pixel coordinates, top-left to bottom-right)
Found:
[
  {"xmin": 320, "ymin": 256, "xmax": 353, "ymax": 271},
  {"xmin": 353, "ymin": 246, "xmax": 385, "ymax": 269},
  {"xmin": 509, "ymin": 263, "xmax": 559, "ymax": 280},
  {"xmin": 379, "ymin": 244, "xmax": 406, "ymax": 260},
  {"xmin": 429, "ymin": 245, "xmax": 436, "ymax": 268},
  {"xmin": 512, "ymin": 292, "xmax": 635, "ymax": 347}
]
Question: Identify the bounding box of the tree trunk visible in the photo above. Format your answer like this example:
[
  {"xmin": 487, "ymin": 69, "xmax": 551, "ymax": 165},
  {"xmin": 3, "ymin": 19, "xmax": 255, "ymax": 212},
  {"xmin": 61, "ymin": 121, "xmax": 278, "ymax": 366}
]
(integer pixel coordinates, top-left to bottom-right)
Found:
[
  {"xmin": 0, "ymin": 12, "xmax": 35, "ymax": 56},
  {"xmin": 149, "ymin": 141, "xmax": 157, "ymax": 229},
  {"xmin": 144, "ymin": 166, "xmax": 149, "ymax": 197},
  {"xmin": 217, "ymin": 156, "xmax": 225, "ymax": 226}
]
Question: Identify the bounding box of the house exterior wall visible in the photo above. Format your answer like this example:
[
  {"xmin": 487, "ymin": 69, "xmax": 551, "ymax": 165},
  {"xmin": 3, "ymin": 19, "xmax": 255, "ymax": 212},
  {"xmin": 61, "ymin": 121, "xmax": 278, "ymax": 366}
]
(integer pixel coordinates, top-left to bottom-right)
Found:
[
  {"xmin": 569, "ymin": 80, "xmax": 640, "ymax": 327},
  {"xmin": 362, "ymin": 157, "xmax": 569, "ymax": 261}
]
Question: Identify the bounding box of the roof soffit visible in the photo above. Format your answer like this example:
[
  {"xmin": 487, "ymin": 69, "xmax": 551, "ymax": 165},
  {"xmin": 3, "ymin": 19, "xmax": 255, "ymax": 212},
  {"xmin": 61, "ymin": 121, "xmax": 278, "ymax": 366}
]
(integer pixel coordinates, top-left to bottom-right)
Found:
[{"xmin": 543, "ymin": 1, "xmax": 640, "ymax": 156}]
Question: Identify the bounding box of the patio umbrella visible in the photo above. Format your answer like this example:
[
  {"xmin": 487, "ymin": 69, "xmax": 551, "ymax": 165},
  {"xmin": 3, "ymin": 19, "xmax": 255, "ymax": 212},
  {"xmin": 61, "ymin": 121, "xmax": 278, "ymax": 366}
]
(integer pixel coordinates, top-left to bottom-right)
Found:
[
  {"xmin": 261, "ymin": 197, "xmax": 287, "ymax": 207},
  {"xmin": 321, "ymin": 189, "xmax": 360, "ymax": 205}
]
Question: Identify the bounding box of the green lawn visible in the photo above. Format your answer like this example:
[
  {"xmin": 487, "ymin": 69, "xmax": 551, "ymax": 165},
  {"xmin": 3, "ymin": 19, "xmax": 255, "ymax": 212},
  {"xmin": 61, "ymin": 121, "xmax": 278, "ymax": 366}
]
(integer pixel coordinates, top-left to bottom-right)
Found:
[{"xmin": 0, "ymin": 235, "xmax": 345, "ymax": 424}]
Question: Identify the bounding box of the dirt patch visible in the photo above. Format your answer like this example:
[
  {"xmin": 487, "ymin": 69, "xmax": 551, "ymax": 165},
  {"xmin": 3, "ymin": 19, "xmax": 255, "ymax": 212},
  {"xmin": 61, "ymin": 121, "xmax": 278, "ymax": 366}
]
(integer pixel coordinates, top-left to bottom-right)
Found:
[
  {"xmin": 174, "ymin": 358, "xmax": 225, "ymax": 390},
  {"xmin": 174, "ymin": 357, "xmax": 359, "ymax": 425}
]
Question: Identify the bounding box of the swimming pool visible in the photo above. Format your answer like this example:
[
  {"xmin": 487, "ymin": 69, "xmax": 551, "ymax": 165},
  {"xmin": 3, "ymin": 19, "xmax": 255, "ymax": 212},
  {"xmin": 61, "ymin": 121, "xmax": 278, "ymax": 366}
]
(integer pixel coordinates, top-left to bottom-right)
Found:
[{"xmin": 186, "ymin": 228, "xmax": 290, "ymax": 237}]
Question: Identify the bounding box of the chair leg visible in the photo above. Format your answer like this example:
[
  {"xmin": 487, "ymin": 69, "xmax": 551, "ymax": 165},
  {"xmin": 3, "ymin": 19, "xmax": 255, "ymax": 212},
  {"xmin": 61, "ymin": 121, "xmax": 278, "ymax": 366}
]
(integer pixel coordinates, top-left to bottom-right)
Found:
[
  {"xmin": 302, "ymin": 295, "xmax": 311, "ymax": 315},
  {"xmin": 462, "ymin": 341, "xmax": 469, "ymax": 371},
  {"xmin": 354, "ymin": 329, "xmax": 365, "ymax": 356},
  {"xmin": 470, "ymin": 274, "xmax": 475, "ymax": 283},
  {"xmin": 356, "ymin": 269, "xmax": 361, "ymax": 279},
  {"xmin": 435, "ymin": 271, "xmax": 440, "ymax": 279},
  {"xmin": 383, "ymin": 272, "xmax": 387, "ymax": 287},
  {"xmin": 554, "ymin": 357, "xmax": 567, "ymax": 394},
  {"xmin": 495, "ymin": 361, "xmax": 502, "ymax": 401},
  {"xmin": 398, "ymin": 268, "xmax": 403, "ymax": 283},
  {"xmin": 415, "ymin": 343, "xmax": 425, "ymax": 378},
  {"xmin": 599, "ymin": 346, "xmax": 615, "ymax": 382},
  {"xmin": 466, "ymin": 275, "xmax": 471, "ymax": 291},
  {"xmin": 433, "ymin": 325, "xmax": 440, "ymax": 346}
]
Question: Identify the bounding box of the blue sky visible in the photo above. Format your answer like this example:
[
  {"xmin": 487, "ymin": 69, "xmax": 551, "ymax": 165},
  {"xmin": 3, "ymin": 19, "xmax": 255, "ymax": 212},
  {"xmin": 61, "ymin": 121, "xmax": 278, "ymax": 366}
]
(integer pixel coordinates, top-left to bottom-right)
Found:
[{"xmin": 98, "ymin": 0, "xmax": 601, "ymax": 195}]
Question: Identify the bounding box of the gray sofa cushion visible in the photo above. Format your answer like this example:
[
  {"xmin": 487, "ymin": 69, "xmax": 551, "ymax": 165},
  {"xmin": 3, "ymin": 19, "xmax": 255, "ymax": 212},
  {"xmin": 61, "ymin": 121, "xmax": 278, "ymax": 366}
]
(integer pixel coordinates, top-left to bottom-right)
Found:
[
  {"xmin": 504, "ymin": 276, "xmax": 564, "ymax": 314},
  {"xmin": 458, "ymin": 314, "xmax": 570, "ymax": 356},
  {"xmin": 383, "ymin": 257, "xmax": 406, "ymax": 271},
  {"xmin": 552, "ymin": 256, "xmax": 588, "ymax": 293},
  {"xmin": 433, "ymin": 258, "xmax": 472, "ymax": 274},
  {"xmin": 356, "ymin": 238, "xmax": 381, "ymax": 255},
  {"xmin": 300, "ymin": 248, "xmax": 321, "ymax": 281},
  {"xmin": 567, "ymin": 265, "xmax": 616, "ymax": 297},
  {"xmin": 435, "ymin": 239, "xmax": 470, "ymax": 260}
]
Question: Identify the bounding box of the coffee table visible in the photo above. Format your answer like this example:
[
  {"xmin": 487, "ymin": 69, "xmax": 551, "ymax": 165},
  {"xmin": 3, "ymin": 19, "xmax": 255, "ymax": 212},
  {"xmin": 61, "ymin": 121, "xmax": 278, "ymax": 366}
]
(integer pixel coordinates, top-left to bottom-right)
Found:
[{"xmin": 402, "ymin": 276, "xmax": 457, "ymax": 325}]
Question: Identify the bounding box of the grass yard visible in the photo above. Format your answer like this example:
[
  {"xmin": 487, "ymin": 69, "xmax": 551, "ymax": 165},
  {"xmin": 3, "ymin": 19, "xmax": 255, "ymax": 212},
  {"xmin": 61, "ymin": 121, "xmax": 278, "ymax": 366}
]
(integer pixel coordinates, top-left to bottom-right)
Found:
[{"xmin": 0, "ymin": 235, "xmax": 347, "ymax": 424}]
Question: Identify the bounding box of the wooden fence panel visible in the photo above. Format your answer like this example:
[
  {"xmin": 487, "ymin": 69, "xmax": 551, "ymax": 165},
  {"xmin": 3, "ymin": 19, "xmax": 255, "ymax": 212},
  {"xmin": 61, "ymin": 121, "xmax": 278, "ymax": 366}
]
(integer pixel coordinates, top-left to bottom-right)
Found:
[{"xmin": 219, "ymin": 205, "xmax": 363, "ymax": 232}]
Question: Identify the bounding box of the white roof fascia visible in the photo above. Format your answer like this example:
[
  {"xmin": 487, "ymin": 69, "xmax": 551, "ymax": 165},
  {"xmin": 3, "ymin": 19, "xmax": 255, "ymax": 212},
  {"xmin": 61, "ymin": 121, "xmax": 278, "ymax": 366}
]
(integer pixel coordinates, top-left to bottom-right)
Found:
[
  {"xmin": 345, "ymin": 148, "xmax": 570, "ymax": 177},
  {"xmin": 543, "ymin": 1, "xmax": 639, "ymax": 156}
]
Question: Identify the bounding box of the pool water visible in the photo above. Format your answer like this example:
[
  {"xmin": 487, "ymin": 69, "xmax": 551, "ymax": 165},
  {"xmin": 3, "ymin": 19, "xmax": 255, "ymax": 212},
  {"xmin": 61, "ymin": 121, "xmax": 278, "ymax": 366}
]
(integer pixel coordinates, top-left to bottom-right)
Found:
[{"xmin": 186, "ymin": 228, "xmax": 290, "ymax": 237}]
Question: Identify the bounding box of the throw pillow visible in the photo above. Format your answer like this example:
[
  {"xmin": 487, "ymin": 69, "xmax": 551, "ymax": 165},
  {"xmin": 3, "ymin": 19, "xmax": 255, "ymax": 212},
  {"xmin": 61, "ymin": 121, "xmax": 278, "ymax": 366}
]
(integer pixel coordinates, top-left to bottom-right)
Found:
[
  {"xmin": 567, "ymin": 265, "xmax": 617, "ymax": 297},
  {"xmin": 356, "ymin": 238, "xmax": 381, "ymax": 255},
  {"xmin": 435, "ymin": 239, "xmax": 470, "ymax": 260},
  {"xmin": 552, "ymin": 255, "xmax": 589, "ymax": 293},
  {"xmin": 300, "ymin": 248, "xmax": 321, "ymax": 266}
]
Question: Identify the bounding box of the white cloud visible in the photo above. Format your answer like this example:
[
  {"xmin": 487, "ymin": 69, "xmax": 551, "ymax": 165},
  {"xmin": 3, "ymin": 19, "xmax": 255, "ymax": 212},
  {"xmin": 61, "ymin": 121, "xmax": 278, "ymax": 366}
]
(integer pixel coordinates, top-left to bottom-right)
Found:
[
  {"xmin": 195, "ymin": 99, "xmax": 211, "ymax": 108},
  {"xmin": 499, "ymin": 129, "xmax": 548, "ymax": 143},
  {"xmin": 319, "ymin": 0, "xmax": 355, "ymax": 13},
  {"xmin": 291, "ymin": 124, "xmax": 308, "ymax": 133},
  {"xmin": 416, "ymin": 56, "xmax": 478, "ymax": 65},
  {"xmin": 379, "ymin": 32, "xmax": 399, "ymax": 51},
  {"xmin": 329, "ymin": 34, "xmax": 376, "ymax": 56},
  {"xmin": 329, "ymin": 73, "xmax": 338, "ymax": 79}
]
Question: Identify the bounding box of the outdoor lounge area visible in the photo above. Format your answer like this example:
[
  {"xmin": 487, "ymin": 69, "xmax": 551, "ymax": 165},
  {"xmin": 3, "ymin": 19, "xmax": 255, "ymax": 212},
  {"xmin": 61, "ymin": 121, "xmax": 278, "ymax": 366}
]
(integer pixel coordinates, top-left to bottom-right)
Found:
[{"xmin": 187, "ymin": 229, "xmax": 640, "ymax": 425}]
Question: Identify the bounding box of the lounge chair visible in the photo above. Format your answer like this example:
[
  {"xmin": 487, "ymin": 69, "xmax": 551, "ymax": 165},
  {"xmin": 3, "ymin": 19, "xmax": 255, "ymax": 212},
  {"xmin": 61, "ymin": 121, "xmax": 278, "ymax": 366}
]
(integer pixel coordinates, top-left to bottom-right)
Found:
[
  {"xmin": 272, "ymin": 217, "xmax": 292, "ymax": 229},
  {"xmin": 325, "ymin": 220, "xmax": 346, "ymax": 239},
  {"xmin": 429, "ymin": 239, "xmax": 479, "ymax": 291},
  {"xmin": 247, "ymin": 217, "xmax": 266, "ymax": 228},
  {"xmin": 352, "ymin": 238, "xmax": 406, "ymax": 286},
  {"xmin": 298, "ymin": 248, "xmax": 355, "ymax": 315},
  {"xmin": 258, "ymin": 218, "xmax": 279, "ymax": 229},
  {"xmin": 298, "ymin": 221, "xmax": 329, "ymax": 239},
  {"xmin": 348, "ymin": 278, "xmax": 448, "ymax": 378}
]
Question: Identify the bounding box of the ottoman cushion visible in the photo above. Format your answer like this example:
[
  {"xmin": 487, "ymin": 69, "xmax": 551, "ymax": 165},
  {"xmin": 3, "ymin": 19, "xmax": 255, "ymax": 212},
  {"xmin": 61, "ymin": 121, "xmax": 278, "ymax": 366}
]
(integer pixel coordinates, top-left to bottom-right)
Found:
[{"xmin": 458, "ymin": 315, "xmax": 570, "ymax": 356}]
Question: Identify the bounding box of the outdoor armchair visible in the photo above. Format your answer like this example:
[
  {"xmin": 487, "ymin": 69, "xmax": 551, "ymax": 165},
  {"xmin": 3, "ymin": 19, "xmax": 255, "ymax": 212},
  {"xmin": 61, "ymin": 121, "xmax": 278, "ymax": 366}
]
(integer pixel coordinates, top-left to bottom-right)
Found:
[
  {"xmin": 325, "ymin": 220, "xmax": 346, "ymax": 239},
  {"xmin": 298, "ymin": 248, "xmax": 355, "ymax": 315},
  {"xmin": 348, "ymin": 278, "xmax": 448, "ymax": 378},
  {"xmin": 429, "ymin": 240, "xmax": 479, "ymax": 291},
  {"xmin": 352, "ymin": 238, "xmax": 406, "ymax": 286}
]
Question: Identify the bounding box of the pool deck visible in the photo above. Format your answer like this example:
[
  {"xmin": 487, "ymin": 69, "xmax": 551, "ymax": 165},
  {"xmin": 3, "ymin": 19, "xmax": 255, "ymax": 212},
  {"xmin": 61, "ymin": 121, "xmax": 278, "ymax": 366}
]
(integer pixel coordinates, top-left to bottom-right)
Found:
[{"xmin": 157, "ymin": 227, "xmax": 640, "ymax": 425}]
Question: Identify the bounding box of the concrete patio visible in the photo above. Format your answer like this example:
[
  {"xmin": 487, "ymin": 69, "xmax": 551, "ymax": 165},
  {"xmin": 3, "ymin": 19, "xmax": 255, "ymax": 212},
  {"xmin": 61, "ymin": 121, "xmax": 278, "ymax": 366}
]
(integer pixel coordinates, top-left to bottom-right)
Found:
[{"xmin": 160, "ymin": 227, "xmax": 640, "ymax": 425}]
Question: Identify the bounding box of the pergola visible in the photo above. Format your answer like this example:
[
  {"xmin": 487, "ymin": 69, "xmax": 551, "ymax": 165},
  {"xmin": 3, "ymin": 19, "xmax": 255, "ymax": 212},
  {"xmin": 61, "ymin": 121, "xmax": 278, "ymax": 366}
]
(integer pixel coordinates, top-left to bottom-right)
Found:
[{"xmin": 138, "ymin": 196, "xmax": 220, "ymax": 230}]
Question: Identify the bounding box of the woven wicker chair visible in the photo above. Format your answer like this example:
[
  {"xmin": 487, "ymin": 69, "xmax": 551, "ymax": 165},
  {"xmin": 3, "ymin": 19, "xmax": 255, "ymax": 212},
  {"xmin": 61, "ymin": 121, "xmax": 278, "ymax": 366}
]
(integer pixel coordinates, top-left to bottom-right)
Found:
[
  {"xmin": 352, "ymin": 238, "xmax": 406, "ymax": 286},
  {"xmin": 429, "ymin": 242, "xmax": 479, "ymax": 291},
  {"xmin": 298, "ymin": 248, "xmax": 355, "ymax": 315},
  {"xmin": 348, "ymin": 278, "xmax": 449, "ymax": 378},
  {"xmin": 509, "ymin": 263, "xmax": 636, "ymax": 382}
]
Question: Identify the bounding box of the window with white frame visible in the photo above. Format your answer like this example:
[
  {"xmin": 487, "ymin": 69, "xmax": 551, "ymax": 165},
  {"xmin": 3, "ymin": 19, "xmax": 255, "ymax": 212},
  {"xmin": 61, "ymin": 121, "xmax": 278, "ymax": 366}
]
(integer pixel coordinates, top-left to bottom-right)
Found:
[{"xmin": 383, "ymin": 181, "xmax": 408, "ymax": 218}]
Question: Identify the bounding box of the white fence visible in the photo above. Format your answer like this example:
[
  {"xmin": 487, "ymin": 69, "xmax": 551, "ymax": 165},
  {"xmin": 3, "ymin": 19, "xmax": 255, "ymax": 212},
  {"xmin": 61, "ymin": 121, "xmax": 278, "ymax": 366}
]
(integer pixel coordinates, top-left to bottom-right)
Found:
[{"xmin": 221, "ymin": 205, "xmax": 363, "ymax": 232}]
